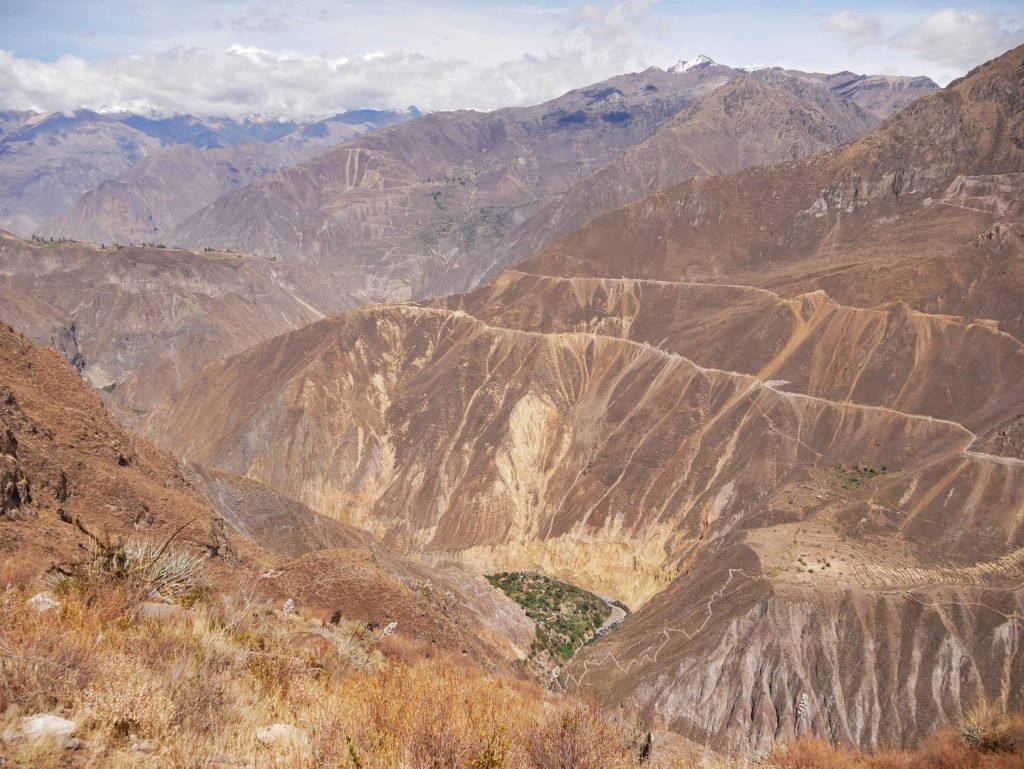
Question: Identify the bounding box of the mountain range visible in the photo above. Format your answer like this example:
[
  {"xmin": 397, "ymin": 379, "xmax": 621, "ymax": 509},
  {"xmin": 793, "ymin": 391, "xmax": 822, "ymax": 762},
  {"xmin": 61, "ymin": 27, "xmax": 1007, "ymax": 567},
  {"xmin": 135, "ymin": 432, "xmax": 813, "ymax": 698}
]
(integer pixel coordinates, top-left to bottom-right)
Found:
[
  {"xmin": 0, "ymin": 107, "xmax": 420, "ymax": 236},
  {"xmin": 1, "ymin": 59, "xmax": 938, "ymax": 416},
  {"xmin": 138, "ymin": 45, "xmax": 1024, "ymax": 751},
  {"xmin": 2, "ymin": 44, "xmax": 1019, "ymax": 759}
]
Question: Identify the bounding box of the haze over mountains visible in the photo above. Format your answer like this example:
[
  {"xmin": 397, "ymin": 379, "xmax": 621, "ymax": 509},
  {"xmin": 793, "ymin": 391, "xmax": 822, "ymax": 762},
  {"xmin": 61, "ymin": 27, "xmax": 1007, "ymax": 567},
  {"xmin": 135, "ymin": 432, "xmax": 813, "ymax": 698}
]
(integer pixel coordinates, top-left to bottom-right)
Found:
[
  {"xmin": 0, "ymin": 58, "xmax": 938, "ymax": 416},
  {"xmin": 2, "ymin": 37, "xmax": 1021, "ymax": 762},
  {"xmin": 108, "ymin": 58, "xmax": 938, "ymax": 301},
  {"xmin": 0, "ymin": 232, "xmax": 373, "ymax": 409},
  {"xmin": 0, "ymin": 107, "xmax": 420, "ymax": 236}
]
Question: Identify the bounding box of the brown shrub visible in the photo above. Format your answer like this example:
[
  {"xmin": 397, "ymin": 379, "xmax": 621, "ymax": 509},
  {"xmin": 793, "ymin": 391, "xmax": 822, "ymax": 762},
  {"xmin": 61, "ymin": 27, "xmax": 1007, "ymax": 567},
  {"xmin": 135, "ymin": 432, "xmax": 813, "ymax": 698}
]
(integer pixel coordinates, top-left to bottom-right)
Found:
[
  {"xmin": 378, "ymin": 631, "xmax": 431, "ymax": 664},
  {"xmin": 529, "ymin": 699, "xmax": 632, "ymax": 769},
  {"xmin": 3, "ymin": 556, "xmax": 1024, "ymax": 769},
  {"xmin": 764, "ymin": 738, "xmax": 858, "ymax": 769},
  {"xmin": 0, "ymin": 587, "xmax": 96, "ymax": 713}
]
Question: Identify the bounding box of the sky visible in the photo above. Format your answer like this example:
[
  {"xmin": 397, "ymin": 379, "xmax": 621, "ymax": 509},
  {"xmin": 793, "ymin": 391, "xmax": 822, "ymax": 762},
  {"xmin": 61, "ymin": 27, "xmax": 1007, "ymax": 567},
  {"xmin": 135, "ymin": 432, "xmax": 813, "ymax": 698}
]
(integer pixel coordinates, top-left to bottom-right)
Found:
[{"xmin": 0, "ymin": 0, "xmax": 1021, "ymax": 117}]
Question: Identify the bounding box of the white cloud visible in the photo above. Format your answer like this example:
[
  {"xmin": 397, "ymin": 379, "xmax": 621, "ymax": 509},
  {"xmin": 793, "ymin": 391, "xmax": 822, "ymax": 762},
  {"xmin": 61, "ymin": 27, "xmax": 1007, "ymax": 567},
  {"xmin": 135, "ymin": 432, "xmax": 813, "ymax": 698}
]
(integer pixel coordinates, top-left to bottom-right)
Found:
[
  {"xmin": 573, "ymin": 0, "xmax": 652, "ymax": 43},
  {"xmin": 892, "ymin": 9, "xmax": 1024, "ymax": 69},
  {"xmin": 823, "ymin": 11, "xmax": 884, "ymax": 48},
  {"xmin": 6, "ymin": 2, "xmax": 1020, "ymax": 116},
  {"xmin": 824, "ymin": 7, "xmax": 1023, "ymax": 75},
  {"xmin": 0, "ymin": 1, "xmax": 663, "ymax": 118}
]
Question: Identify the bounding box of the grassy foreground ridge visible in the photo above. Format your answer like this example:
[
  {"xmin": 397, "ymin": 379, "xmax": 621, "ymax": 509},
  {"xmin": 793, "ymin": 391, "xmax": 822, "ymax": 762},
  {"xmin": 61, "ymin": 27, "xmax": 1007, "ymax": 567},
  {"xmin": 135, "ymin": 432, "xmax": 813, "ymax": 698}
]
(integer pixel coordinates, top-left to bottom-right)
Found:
[{"xmin": 0, "ymin": 544, "xmax": 1022, "ymax": 768}]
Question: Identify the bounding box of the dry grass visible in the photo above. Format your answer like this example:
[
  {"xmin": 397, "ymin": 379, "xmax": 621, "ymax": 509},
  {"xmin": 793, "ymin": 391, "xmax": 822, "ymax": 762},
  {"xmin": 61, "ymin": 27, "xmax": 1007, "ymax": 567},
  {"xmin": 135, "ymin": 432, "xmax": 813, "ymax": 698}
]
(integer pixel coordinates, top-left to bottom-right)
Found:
[
  {"xmin": 761, "ymin": 713, "xmax": 1024, "ymax": 769},
  {"xmin": 0, "ymin": 562, "xmax": 641, "ymax": 769},
  {"xmin": 1, "ymin": 560, "xmax": 1023, "ymax": 769}
]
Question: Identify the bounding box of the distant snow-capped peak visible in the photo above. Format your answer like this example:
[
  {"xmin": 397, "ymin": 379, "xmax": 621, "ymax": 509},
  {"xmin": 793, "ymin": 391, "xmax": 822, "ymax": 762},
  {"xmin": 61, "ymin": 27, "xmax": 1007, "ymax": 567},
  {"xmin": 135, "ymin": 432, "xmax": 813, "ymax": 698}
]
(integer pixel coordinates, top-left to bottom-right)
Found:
[{"xmin": 668, "ymin": 54, "xmax": 715, "ymax": 74}]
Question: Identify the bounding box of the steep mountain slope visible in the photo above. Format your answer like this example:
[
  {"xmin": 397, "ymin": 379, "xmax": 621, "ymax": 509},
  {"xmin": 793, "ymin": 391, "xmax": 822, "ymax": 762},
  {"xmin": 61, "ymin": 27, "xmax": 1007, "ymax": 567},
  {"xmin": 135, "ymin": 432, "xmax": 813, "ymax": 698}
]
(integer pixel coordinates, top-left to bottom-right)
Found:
[
  {"xmin": 0, "ymin": 322, "xmax": 527, "ymax": 663},
  {"xmin": 35, "ymin": 108, "xmax": 427, "ymax": 245},
  {"xmin": 0, "ymin": 110, "xmax": 165, "ymax": 235},
  {"xmin": 0, "ymin": 233, "xmax": 369, "ymax": 410},
  {"xmin": 1, "ymin": 108, "xmax": 419, "ymax": 240},
  {"xmin": 459, "ymin": 44, "xmax": 1024, "ymax": 749},
  {"xmin": 142, "ymin": 46, "xmax": 1024, "ymax": 752},
  {"xmin": 522, "ymin": 51, "xmax": 1024, "ymax": 330},
  {"xmin": 36, "ymin": 142, "xmax": 319, "ymax": 245},
  {"xmin": 0, "ymin": 67, "xmax": 930, "ymax": 244},
  {"xmin": 0, "ymin": 62, "xmax": 933, "ymax": 415},
  {"xmin": 143, "ymin": 295, "xmax": 1024, "ymax": 751},
  {"xmin": 275, "ymin": 107, "xmax": 422, "ymax": 148},
  {"xmin": 800, "ymin": 71, "xmax": 938, "ymax": 119},
  {"xmin": 167, "ymin": 62, "xmax": 934, "ymax": 302},
  {"xmin": 0, "ymin": 110, "xmax": 35, "ymax": 137},
  {"xmin": 119, "ymin": 112, "xmax": 303, "ymax": 147},
  {"xmin": 3, "ymin": 65, "xmax": 901, "ymax": 412},
  {"xmin": 0, "ymin": 323, "xmax": 223, "ymax": 565},
  {"xmin": 673, "ymin": 57, "xmax": 937, "ymax": 120},
  {"xmin": 476, "ymin": 68, "xmax": 879, "ymax": 286},
  {"xmin": 168, "ymin": 64, "xmax": 741, "ymax": 298}
]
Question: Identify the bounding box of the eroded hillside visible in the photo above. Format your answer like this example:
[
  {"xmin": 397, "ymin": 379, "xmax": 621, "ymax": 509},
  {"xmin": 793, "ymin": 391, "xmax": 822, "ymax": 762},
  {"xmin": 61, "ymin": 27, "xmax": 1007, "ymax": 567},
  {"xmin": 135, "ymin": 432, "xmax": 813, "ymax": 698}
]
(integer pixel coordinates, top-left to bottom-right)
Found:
[
  {"xmin": 0, "ymin": 63, "xmax": 934, "ymax": 420},
  {"xmin": 0, "ymin": 233, "xmax": 370, "ymax": 410},
  {"xmin": 167, "ymin": 61, "xmax": 917, "ymax": 302},
  {"xmin": 142, "ymin": 45, "xmax": 1024, "ymax": 752},
  {"xmin": 0, "ymin": 322, "xmax": 530, "ymax": 666}
]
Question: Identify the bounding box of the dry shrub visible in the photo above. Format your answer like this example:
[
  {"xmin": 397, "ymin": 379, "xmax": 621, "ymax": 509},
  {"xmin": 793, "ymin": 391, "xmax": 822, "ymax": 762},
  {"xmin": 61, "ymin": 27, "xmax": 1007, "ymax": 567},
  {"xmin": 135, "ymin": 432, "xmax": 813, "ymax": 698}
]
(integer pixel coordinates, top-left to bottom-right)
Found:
[
  {"xmin": 0, "ymin": 586, "xmax": 96, "ymax": 713},
  {"xmin": 962, "ymin": 702, "xmax": 1024, "ymax": 756},
  {"xmin": 0, "ymin": 553, "xmax": 41, "ymax": 589},
  {"xmin": 765, "ymin": 717, "xmax": 1024, "ymax": 769},
  {"xmin": 859, "ymin": 750, "xmax": 917, "ymax": 769},
  {"xmin": 76, "ymin": 652, "xmax": 176, "ymax": 740},
  {"xmin": 901, "ymin": 721, "xmax": 1024, "ymax": 769},
  {"xmin": 49, "ymin": 522, "xmax": 208, "ymax": 618},
  {"xmin": 764, "ymin": 738, "xmax": 858, "ymax": 769},
  {"xmin": 529, "ymin": 699, "xmax": 633, "ymax": 769},
  {"xmin": 3, "ymin": 554, "xmax": 1024, "ymax": 769},
  {"xmin": 0, "ymin": 556, "xmax": 666, "ymax": 768},
  {"xmin": 378, "ymin": 631, "xmax": 431, "ymax": 664},
  {"xmin": 406, "ymin": 706, "xmax": 471, "ymax": 769}
]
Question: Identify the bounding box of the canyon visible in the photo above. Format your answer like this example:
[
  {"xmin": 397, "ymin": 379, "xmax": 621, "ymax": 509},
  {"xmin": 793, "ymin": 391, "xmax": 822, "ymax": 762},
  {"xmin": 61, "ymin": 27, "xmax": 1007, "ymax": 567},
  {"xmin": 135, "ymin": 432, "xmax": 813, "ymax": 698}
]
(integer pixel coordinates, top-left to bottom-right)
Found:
[
  {"xmin": 139, "ymin": 45, "xmax": 1024, "ymax": 752},
  {"xmin": 0, "ymin": 43, "xmax": 1019, "ymax": 759}
]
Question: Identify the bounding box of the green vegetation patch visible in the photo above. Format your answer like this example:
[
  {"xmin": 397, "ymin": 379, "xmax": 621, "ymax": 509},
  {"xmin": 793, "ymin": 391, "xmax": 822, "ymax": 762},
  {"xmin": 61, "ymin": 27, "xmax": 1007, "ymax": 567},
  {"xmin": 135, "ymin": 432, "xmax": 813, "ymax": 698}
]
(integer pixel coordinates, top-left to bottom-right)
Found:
[
  {"xmin": 830, "ymin": 464, "xmax": 885, "ymax": 488},
  {"xmin": 486, "ymin": 572, "xmax": 611, "ymax": 664},
  {"xmin": 27, "ymin": 235, "xmax": 81, "ymax": 248}
]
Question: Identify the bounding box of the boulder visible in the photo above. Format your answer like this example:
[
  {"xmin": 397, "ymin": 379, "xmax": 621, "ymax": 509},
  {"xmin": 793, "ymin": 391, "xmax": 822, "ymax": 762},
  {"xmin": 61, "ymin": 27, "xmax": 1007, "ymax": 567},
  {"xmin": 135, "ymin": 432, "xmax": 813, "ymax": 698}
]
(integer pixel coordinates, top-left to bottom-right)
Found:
[
  {"xmin": 139, "ymin": 601, "xmax": 182, "ymax": 621},
  {"xmin": 25, "ymin": 592, "xmax": 61, "ymax": 613},
  {"xmin": 255, "ymin": 723, "xmax": 310, "ymax": 752},
  {"xmin": 22, "ymin": 713, "xmax": 76, "ymax": 738}
]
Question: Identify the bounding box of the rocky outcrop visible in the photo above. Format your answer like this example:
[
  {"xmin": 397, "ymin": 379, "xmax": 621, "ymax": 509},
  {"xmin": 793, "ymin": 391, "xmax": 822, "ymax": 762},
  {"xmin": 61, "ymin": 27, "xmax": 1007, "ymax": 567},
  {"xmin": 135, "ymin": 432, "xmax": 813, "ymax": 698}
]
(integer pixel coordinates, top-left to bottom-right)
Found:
[{"xmin": 0, "ymin": 423, "xmax": 29, "ymax": 515}]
